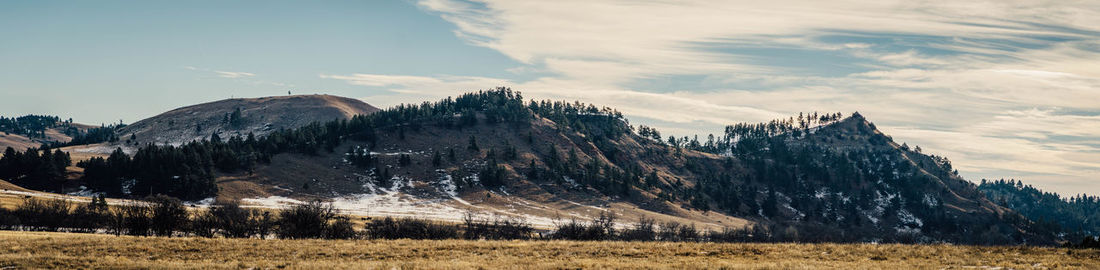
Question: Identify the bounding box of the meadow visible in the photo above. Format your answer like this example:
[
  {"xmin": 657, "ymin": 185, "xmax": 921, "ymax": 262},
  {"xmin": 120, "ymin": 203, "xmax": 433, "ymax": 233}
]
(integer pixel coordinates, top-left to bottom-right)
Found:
[{"xmin": 1, "ymin": 230, "xmax": 1098, "ymax": 269}]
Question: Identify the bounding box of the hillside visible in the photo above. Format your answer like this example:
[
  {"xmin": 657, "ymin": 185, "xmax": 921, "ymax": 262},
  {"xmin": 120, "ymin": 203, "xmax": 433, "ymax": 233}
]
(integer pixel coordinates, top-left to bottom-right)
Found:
[
  {"xmin": 115, "ymin": 94, "xmax": 380, "ymax": 147},
  {"xmin": 192, "ymin": 89, "xmax": 1049, "ymax": 244},
  {"xmin": 0, "ymin": 115, "xmax": 97, "ymax": 151},
  {"xmin": 0, "ymin": 133, "xmax": 42, "ymax": 152},
  {"xmin": 0, "ymin": 89, "xmax": 1057, "ymax": 244},
  {"xmin": 979, "ymin": 179, "xmax": 1098, "ymax": 238}
]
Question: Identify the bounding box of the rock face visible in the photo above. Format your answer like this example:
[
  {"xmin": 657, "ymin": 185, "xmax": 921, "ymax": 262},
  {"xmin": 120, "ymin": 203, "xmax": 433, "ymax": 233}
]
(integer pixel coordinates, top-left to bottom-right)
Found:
[{"xmin": 117, "ymin": 95, "xmax": 380, "ymax": 145}]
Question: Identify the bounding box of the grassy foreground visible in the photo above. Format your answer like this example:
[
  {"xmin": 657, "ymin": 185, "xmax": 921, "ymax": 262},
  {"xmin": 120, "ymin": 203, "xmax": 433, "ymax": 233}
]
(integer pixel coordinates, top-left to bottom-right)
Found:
[{"xmin": 1, "ymin": 231, "xmax": 1098, "ymax": 269}]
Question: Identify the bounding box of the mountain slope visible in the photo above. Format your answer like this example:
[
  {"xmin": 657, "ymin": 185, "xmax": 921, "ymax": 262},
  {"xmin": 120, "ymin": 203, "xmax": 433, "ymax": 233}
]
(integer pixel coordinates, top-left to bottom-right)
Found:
[
  {"xmin": 979, "ymin": 179, "xmax": 1097, "ymax": 238},
  {"xmin": 117, "ymin": 94, "xmax": 380, "ymax": 146},
  {"xmin": 746, "ymin": 113, "xmax": 1038, "ymax": 244}
]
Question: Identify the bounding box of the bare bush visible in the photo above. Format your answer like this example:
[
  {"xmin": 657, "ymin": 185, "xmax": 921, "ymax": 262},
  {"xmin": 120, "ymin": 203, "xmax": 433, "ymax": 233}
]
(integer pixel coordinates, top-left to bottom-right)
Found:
[
  {"xmin": 364, "ymin": 217, "xmax": 459, "ymax": 240},
  {"xmin": 462, "ymin": 213, "xmax": 533, "ymax": 240}
]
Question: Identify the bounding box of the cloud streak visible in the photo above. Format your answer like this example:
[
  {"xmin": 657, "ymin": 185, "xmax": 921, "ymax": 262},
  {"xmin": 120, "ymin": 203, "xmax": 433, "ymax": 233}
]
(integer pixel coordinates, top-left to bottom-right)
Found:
[{"xmin": 214, "ymin": 71, "xmax": 256, "ymax": 79}]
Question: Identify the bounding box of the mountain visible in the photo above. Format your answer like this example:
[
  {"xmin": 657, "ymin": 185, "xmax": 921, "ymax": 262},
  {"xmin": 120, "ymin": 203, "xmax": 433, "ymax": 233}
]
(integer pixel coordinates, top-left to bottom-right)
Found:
[
  {"xmin": 115, "ymin": 95, "xmax": 380, "ymax": 146},
  {"xmin": 0, "ymin": 89, "xmax": 1057, "ymax": 244}
]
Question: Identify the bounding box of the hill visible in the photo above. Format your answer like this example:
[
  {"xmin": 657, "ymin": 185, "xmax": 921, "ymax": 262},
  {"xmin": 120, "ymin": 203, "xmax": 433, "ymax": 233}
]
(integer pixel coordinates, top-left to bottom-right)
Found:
[
  {"xmin": 0, "ymin": 115, "xmax": 100, "ymax": 151},
  {"xmin": 115, "ymin": 94, "xmax": 380, "ymax": 147},
  {"xmin": 0, "ymin": 89, "xmax": 1057, "ymax": 244},
  {"xmin": 979, "ymin": 179, "xmax": 1099, "ymax": 239},
  {"xmin": 193, "ymin": 89, "xmax": 1051, "ymax": 244}
]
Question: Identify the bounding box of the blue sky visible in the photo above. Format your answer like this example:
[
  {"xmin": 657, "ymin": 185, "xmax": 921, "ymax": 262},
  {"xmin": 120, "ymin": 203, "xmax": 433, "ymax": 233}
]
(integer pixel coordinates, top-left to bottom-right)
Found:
[{"xmin": 2, "ymin": 0, "xmax": 1098, "ymax": 196}]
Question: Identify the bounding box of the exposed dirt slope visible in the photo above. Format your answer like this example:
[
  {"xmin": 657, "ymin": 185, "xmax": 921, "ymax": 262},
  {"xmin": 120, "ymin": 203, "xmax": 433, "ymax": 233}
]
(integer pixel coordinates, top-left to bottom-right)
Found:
[
  {"xmin": 0, "ymin": 126, "xmax": 80, "ymax": 152},
  {"xmin": 0, "ymin": 133, "xmax": 40, "ymax": 152}
]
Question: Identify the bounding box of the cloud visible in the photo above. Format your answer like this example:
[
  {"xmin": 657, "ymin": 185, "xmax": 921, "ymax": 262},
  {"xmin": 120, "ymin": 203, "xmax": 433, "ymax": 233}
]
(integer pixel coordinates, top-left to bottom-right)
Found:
[
  {"xmin": 183, "ymin": 66, "xmax": 291, "ymax": 88},
  {"xmin": 214, "ymin": 71, "xmax": 256, "ymax": 79},
  {"xmin": 352, "ymin": 0, "xmax": 1100, "ymax": 194}
]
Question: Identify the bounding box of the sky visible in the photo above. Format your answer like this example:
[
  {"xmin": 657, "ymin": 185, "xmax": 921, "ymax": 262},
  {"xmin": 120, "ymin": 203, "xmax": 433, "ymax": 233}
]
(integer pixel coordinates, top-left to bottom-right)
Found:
[{"xmin": 1, "ymin": 0, "xmax": 1098, "ymax": 196}]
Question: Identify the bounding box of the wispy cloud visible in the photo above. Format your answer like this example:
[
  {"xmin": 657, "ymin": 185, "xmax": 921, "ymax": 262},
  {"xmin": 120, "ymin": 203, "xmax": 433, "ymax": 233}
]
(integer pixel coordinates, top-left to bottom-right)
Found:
[
  {"xmin": 183, "ymin": 66, "xmax": 290, "ymax": 88},
  {"xmin": 214, "ymin": 71, "xmax": 256, "ymax": 79},
  {"xmin": 325, "ymin": 0, "xmax": 1100, "ymax": 194}
]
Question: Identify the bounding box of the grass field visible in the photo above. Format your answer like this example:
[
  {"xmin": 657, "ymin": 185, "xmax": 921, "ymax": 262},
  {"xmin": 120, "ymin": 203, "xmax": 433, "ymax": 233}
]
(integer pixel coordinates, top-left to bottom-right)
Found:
[{"xmin": 1, "ymin": 231, "xmax": 1098, "ymax": 269}]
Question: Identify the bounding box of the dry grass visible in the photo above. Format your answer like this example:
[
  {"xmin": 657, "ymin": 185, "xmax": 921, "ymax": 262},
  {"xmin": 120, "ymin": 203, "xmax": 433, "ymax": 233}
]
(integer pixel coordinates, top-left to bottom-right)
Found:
[{"xmin": 0, "ymin": 231, "xmax": 1097, "ymax": 269}]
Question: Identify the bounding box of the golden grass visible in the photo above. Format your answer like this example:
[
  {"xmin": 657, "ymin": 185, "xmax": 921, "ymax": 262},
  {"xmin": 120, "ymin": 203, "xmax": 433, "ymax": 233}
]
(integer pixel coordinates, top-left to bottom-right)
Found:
[{"xmin": 0, "ymin": 231, "xmax": 1097, "ymax": 269}]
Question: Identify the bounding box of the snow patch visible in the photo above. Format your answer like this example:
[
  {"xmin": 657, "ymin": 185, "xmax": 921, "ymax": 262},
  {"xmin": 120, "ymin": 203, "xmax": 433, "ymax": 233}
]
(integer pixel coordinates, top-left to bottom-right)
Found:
[
  {"xmin": 562, "ymin": 176, "xmax": 581, "ymax": 189},
  {"xmin": 922, "ymin": 194, "xmax": 939, "ymax": 207},
  {"xmin": 897, "ymin": 209, "xmax": 924, "ymax": 227},
  {"xmin": 186, "ymin": 197, "xmax": 216, "ymax": 207},
  {"xmin": 66, "ymin": 186, "xmax": 101, "ymax": 197},
  {"xmin": 241, "ymin": 196, "xmax": 304, "ymax": 208}
]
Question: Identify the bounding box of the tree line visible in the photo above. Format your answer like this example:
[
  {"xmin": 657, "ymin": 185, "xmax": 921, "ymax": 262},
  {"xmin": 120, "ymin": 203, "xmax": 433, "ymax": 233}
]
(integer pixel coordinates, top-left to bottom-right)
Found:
[
  {"xmin": 979, "ymin": 179, "xmax": 1100, "ymax": 242},
  {"xmin": 0, "ymin": 196, "xmax": 932, "ymax": 244},
  {"xmin": 0, "ymin": 115, "xmax": 65, "ymax": 139},
  {"xmin": 0, "ymin": 146, "xmax": 71, "ymax": 191}
]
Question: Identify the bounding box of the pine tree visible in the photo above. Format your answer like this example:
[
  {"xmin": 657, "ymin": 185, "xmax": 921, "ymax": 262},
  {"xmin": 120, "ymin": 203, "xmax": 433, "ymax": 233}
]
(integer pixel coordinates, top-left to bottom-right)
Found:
[
  {"xmin": 467, "ymin": 136, "xmax": 479, "ymax": 152},
  {"xmin": 763, "ymin": 190, "xmax": 779, "ymax": 217}
]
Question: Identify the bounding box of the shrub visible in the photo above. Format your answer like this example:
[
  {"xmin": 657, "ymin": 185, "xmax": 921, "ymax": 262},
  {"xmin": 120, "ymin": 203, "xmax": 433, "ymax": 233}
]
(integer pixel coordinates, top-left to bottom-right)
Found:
[
  {"xmin": 209, "ymin": 201, "xmax": 258, "ymax": 238},
  {"xmin": 147, "ymin": 195, "xmax": 188, "ymax": 237},
  {"xmin": 189, "ymin": 209, "xmax": 218, "ymax": 238},
  {"xmin": 120, "ymin": 204, "xmax": 152, "ymax": 236},
  {"xmin": 552, "ymin": 211, "xmax": 617, "ymax": 241},
  {"xmin": 706, "ymin": 226, "xmax": 751, "ymax": 243},
  {"xmin": 658, "ymin": 221, "xmax": 680, "ymax": 241},
  {"xmin": 462, "ymin": 213, "xmax": 533, "ymax": 240},
  {"xmin": 325, "ymin": 217, "xmax": 358, "ymax": 239},
  {"xmin": 619, "ymin": 216, "xmax": 656, "ymax": 241},
  {"xmin": 364, "ymin": 217, "xmax": 459, "ymax": 240},
  {"xmin": 276, "ymin": 201, "xmax": 336, "ymax": 239},
  {"xmin": 0, "ymin": 208, "xmax": 19, "ymax": 230},
  {"xmin": 14, "ymin": 198, "xmax": 71, "ymax": 231},
  {"xmin": 69, "ymin": 198, "xmax": 110, "ymax": 233}
]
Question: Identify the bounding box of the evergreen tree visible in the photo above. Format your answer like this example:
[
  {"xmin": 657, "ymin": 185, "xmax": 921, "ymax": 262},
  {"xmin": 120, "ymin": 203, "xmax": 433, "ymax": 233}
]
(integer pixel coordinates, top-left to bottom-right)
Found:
[
  {"xmin": 432, "ymin": 151, "xmax": 442, "ymax": 167},
  {"xmin": 467, "ymin": 136, "xmax": 479, "ymax": 152}
]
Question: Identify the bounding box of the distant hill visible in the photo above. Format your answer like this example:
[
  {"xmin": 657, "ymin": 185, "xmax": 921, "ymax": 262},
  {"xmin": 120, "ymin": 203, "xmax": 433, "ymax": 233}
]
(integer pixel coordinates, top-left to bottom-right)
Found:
[
  {"xmin": 115, "ymin": 94, "xmax": 380, "ymax": 146},
  {"xmin": 0, "ymin": 115, "xmax": 101, "ymax": 152},
  {"xmin": 979, "ymin": 179, "xmax": 1099, "ymax": 238}
]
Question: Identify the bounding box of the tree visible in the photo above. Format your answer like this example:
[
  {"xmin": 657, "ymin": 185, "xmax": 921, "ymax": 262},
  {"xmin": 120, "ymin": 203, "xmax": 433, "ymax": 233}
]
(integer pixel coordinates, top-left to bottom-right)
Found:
[
  {"xmin": 467, "ymin": 136, "xmax": 479, "ymax": 152},
  {"xmin": 763, "ymin": 190, "xmax": 779, "ymax": 217},
  {"xmin": 399, "ymin": 154, "xmax": 412, "ymax": 166},
  {"xmin": 229, "ymin": 107, "xmax": 244, "ymax": 127}
]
